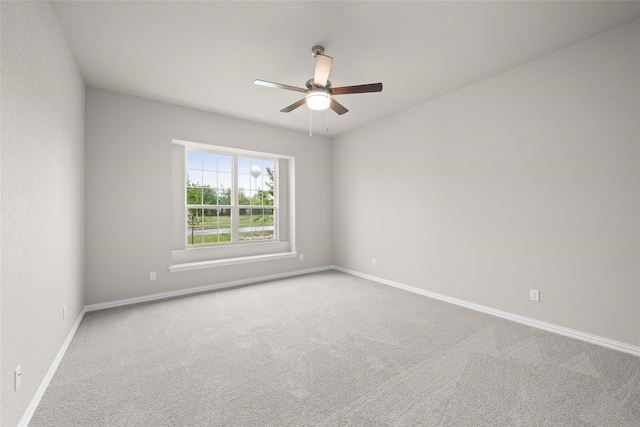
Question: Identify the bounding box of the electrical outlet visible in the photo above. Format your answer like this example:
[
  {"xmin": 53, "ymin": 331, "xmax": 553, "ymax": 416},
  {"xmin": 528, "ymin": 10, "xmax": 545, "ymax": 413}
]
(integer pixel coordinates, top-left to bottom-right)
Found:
[
  {"xmin": 299, "ymin": 253, "xmax": 304, "ymax": 261},
  {"xmin": 63, "ymin": 305, "xmax": 66, "ymax": 320},
  {"xmin": 14, "ymin": 365, "xmax": 22, "ymax": 391},
  {"xmin": 372, "ymin": 258, "xmax": 377, "ymax": 266},
  {"xmin": 150, "ymin": 272, "xmax": 156, "ymax": 280},
  {"xmin": 530, "ymin": 289, "xmax": 540, "ymax": 302}
]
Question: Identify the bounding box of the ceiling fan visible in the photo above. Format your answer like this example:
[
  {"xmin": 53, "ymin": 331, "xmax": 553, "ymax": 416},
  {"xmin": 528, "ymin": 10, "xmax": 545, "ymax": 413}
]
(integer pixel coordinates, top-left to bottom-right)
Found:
[{"xmin": 254, "ymin": 45, "xmax": 383, "ymax": 115}]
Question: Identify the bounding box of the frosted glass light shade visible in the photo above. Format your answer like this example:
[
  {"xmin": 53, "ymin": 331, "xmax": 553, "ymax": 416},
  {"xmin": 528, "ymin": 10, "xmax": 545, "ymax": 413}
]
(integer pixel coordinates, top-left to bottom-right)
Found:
[{"xmin": 305, "ymin": 91, "xmax": 331, "ymax": 110}]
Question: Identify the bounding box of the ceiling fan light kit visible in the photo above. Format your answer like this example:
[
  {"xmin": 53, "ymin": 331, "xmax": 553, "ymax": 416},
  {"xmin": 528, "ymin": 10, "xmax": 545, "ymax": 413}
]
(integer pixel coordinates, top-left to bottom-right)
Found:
[
  {"xmin": 305, "ymin": 90, "xmax": 332, "ymax": 110},
  {"xmin": 254, "ymin": 45, "xmax": 383, "ymax": 120}
]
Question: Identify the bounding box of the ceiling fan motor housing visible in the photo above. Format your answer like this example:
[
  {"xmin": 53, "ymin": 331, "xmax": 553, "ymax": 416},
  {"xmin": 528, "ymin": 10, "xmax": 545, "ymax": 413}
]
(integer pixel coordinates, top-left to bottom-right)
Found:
[{"xmin": 305, "ymin": 79, "xmax": 332, "ymax": 91}]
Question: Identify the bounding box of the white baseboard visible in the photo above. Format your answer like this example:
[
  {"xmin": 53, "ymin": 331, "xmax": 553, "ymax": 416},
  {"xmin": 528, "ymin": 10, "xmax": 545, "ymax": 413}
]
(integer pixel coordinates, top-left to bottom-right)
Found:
[
  {"xmin": 19, "ymin": 264, "xmax": 640, "ymax": 425},
  {"xmin": 18, "ymin": 308, "xmax": 87, "ymax": 427},
  {"xmin": 85, "ymin": 265, "xmax": 333, "ymax": 312},
  {"xmin": 332, "ymin": 265, "xmax": 640, "ymax": 358},
  {"xmin": 19, "ymin": 265, "xmax": 332, "ymax": 425}
]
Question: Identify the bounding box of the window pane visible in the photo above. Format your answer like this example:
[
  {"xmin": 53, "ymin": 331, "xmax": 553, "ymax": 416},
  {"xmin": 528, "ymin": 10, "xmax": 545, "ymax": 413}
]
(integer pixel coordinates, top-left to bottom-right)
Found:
[
  {"xmin": 238, "ymin": 157, "xmax": 251, "ymax": 174},
  {"xmin": 205, "ymin": 209, "xmax": 232, "ymax": 244},
  {"xmin": 218, "ymin": 172, "xmax": 231, "ymax": 189},
  {"xmin": 187, "ymin": 151, "xmax": 202, "ymax": 169},
  {"xmin": 218, "ymin": 155, "xmax": 232, "ymax": 172},
  {"xmin": 249, "ymin": 162, "xmax": 262, "ymax": 191},
  {"xmin": 187, "ymin": 187, "xmax": 202, "ymax": 204},
  {"xmin": 202, "ymin": 209, "xmax": 219, "ymax": 244},
  {"xmin": 250, "ymin": 159, "xmax": 262, "ymax": 170},
  {"xmin": 215, "ymin": 209, "xmax": 232, "ymax": 243},
  {"xmin": 188, "ymin": 208, "xmax": 232, "ymax": 245},
  {"xmin": 187, "ymin": 169, "xmax": 202, "ymax": 186},
  {"xmin": 187, "ymin": 208, "xmax": 203, "ymax": 245},
  {"xmin": 259, "ymin": 188, "xmax": 273, "ymax": 206},
  {"xmin": 239, "ymin": 208, "xmax": 274, "ymax": 242},
  {"xmin": 203, "ymin": 153, "xmax": 217, "ymax": 170},
  {"xmin": 202, "ymin": 171, "xmax": 216, "ymax": 188},
  {"xmin": 237, "ymin": 174, "xmax": 250, "ymax": 193},
  {"xmin": 238, "ymin": 188, "xmax": 250, "ymax": 206},
  {"xmin": 263, "ymin": 162, "xmax": 274, "ymax": 194},
  {"xmin": 252, "ymin": 190, "xmax": 263, "ymax": 206},
  {"xmin": 246, "ymin": 190, "xmax": 257, "ymax": 205},
  {"xmin": 217, "ymin": 187, "xmax": 231, "ymax": 206},
  {"xmin": 215, "ymin": 189, "xmax": 224, "ymax": 206},
  {"xmin": 262, "ymin": 208, "xmax": 274, "ymax": 228},
  {"xmin": 202, "ymin": 187, "xmax": 217, "ymax": 205}
]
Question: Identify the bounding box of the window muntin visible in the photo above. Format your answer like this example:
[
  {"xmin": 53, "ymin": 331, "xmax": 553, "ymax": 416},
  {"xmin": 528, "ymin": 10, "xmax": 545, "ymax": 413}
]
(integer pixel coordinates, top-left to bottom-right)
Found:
[{"xmin": 186, "ymin": 150, "xmax": 276, "ymax": 246}]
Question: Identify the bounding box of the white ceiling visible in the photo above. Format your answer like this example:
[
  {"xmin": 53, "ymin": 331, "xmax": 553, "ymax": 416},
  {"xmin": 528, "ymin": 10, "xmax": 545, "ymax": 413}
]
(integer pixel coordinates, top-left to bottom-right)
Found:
[{"xmin": 50, "ymin": 1, "xmax": 640, "ymax": 137}]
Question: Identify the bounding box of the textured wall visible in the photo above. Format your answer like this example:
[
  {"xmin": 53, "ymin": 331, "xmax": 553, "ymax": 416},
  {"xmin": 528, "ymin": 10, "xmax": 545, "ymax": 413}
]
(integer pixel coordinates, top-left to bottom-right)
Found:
[
  {"xmin": 84, "ymin": 88, "xmax": 332, "ymax": 305},
  {"xmin": 1, "ymin": 2, "xmax": 85, "ymax": 425},
  {"xmin": 333, "ymin": 20, "xmax": 640, "ymax": 346}
]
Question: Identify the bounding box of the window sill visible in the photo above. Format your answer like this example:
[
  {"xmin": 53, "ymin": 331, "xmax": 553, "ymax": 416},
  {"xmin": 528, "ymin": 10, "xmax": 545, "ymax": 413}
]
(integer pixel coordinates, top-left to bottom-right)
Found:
[{"xmin": 169, "ymin": 251, "xmax": 298, "ymax": 272}]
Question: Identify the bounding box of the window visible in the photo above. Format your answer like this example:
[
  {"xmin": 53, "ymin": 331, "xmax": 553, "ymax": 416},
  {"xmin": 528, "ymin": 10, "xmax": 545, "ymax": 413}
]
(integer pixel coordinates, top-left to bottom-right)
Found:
[
  {"xmin": 186, "ymin": 150, "xmax": 276, "ymax": 246},
  {"xmin": 170, "ymin": 140, "xmax": 295, "ymax": 271}
]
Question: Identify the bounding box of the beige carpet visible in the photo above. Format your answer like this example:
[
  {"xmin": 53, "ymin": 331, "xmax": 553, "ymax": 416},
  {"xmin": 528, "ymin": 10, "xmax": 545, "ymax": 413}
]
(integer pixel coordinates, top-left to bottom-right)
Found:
[{"xmin": 30, "ymin": 270, "xmax": 640, "ymax": 426}]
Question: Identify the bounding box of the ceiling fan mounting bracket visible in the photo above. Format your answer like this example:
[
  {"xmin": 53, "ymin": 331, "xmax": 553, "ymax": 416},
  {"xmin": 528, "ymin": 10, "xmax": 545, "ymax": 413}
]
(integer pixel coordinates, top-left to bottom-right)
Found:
[{"xmin": 311, "ymin": 45, "xmax": 325, "ymax": 57}]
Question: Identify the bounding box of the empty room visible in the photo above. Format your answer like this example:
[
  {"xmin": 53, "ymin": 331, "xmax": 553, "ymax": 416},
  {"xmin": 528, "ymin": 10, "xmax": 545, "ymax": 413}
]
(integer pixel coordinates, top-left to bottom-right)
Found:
[{"xmin": 2, "ymin": 1, "xmax": 640, "ymax": 425}]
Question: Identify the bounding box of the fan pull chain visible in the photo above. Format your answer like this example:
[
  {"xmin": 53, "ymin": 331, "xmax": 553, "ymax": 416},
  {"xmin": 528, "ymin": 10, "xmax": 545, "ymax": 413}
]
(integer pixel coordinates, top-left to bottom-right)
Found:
[
  {"xmin": 309, "ymin": 109, "xmax": 312, "ymax": 136},
  {"xmin": 326, "ymin": 109, "xmax": 329, "ymax": 132}
]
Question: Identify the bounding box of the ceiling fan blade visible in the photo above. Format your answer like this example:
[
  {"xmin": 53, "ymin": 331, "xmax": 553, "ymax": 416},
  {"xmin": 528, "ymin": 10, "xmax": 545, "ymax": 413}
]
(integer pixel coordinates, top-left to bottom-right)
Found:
[
  {"xmin": 313, "ymin": 54, "xmax": 333, "ymax": 88},
  {"xmin": 280, "ymin": 98, "xmax": 306, "ymax": 113},
  {"xmin": 254, "ymin": 79, "xmax": 307, "ymax": 93},
  {"xmin": 331, "ymin": 83, "xmax": 383, "ymax": 95},
  {"xmin": 330, "ymin": 98, "xmax": 349, "ymax": 115}
]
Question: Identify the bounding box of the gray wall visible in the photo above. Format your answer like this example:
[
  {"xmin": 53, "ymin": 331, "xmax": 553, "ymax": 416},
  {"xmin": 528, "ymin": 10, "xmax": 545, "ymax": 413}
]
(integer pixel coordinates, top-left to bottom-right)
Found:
[
  {"xmin": 85, "ymin": 88, "xmax": 332, "ymax": 305},
  {"xmin": 1, "ymin": 2, "xmax": 85, "ymax": 425},
  {"xmin": 333, "ymin": 20, "xmax": 640, "ymax": 346},
  {"xmin": 2, "ymin": 5, "xmax": 638, "ymax": 424}
]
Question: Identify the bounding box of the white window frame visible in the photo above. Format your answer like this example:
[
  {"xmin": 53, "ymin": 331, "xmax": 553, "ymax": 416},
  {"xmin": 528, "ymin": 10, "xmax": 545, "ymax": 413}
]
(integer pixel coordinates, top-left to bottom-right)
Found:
[
  {"xmin": 170, "ymin": 140, "xmax": 296, "ymax": 271},
  {"xmin": 185, "ymin": 149, "xmax": 278, "ymax": 246}
]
